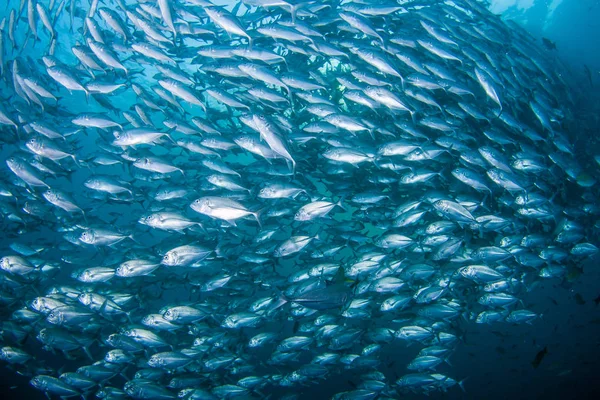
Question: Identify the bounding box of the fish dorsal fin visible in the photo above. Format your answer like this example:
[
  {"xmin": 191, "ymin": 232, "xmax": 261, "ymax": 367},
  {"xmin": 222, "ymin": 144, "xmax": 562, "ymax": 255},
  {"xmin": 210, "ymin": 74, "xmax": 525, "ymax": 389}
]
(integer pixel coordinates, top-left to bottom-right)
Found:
[{"xmin": 326, "ymin": 265, "xmax": 346, "ymax": 287}]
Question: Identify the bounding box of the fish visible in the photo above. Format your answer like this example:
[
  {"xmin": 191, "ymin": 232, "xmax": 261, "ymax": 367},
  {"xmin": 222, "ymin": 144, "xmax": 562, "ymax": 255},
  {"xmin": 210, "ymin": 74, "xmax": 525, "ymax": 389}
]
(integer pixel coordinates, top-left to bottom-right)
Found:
[
  {"xmin": 584, "ymin": 64, "xmax": 593, "ymax": 87},
  {"xmin": 0, "ymin": 0, "xmax": 596, "ymax": 399},
  {"xmin": 532, "ymin": 346, "xmax": 548, "ymax": 369},
  {"xmin": 542, "ymin": 37, "xmax": 557, "ymax": 50}
]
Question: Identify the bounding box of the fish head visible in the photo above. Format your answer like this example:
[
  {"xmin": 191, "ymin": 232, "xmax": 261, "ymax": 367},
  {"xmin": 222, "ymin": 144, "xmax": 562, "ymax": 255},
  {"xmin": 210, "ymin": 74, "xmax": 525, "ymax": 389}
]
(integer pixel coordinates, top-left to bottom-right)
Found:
[
  {"xmin": 123, "ymin": 329, "xmax": 135, "ymax": 338},
  {"xmin": 5, "ymin": 157, "xmax": 21, "ymax": 171},
  {"xmin": 30, "ymin": 376, "xmax": 47, "ymax": 390},
  {"xmin": 36, "ymin": 328, "xmax": 48, "ymax": 343},
  {"xmin": 145, "ymin": 214, "xmax": 159, "ymax": 227},
  {"xmin": 380, "ymin": 298, "xmax": 395, "ymax": 312},
  {"xmin": 324, "ymin": 148, "xmax": 341, "ymax": 159},
  {"xmin": 191, "ymin": 198, "xmax": 210, "ymax": 212},
  {"xmin": 451, "ymin": 168, "xmax": 464, "ymax": 179},
  {"xmin": 273, "ymin": 247, "xmax": 284, "ymax": 258},
  {"xmin": 434, "ymin": 200, "xmax": 450, "ymax": 213},
  {"xmin": 470, "ymin": 249, "xmax": 483, "ymax": 260},
  {"xmin": 46, "ymin": 310, "xmax": 63, "ymax": 325},
  {"xmin": 77, "ymin": 114, "xmax": 92, "ymax": 123},
  {"xmin": 0, "ymin": 257, "xmax": 9, "ymax": 271},
  {"xmin": 483, "ymin": 282, "xmax": 497, "ymax": 292},
  {"xmin": 112, "ymin": 131, "xmax": 124, "ymax": 142},
  {"xmin": 511, "ymin": 159, "xmax": 523, "ymax": 169},
  {"xmin": 84, "ymin": 178, "xmax": 100, "ymax": 189},
  {"xmin": 43, "ymin": 190, "xmax": 58, "ymax": 202},
  {"xmin": 207, "ymin": 175, "xmax": 223, "ymax": 185},
  {"xmin": 135, "ymin": 158, "xmax": 151, "ymax": 167},
  {"xmin": 252, "ymin": 113, "xmax": 269, "ymax": 128},
  {"xmin": 221, "ymin": 316, "xmax": 235, "ymax": 329},
  {"xmin": 375, "ymin": 237, "xmax": 390, "ymax": 248},
  {"xmin": 233, "ymin": 136, "xmax": 251, "ymax": 147},
  {"xmin": 154, "ymin": 189, "xmax": 169, "ymax": 201},
  {"xmin": 487, "ymin": 168, "xmax": 500, "ymax": 181},
  {"xmin": 22, "ymin": 202, "xmax": 35, "ymax": 215},
  {"xmin": 0, "ymin": 348, "xmax": 10, "ymax": 361},
  {"xmin": 105, "ymin": 334, "xmax": 119, "ymax": 347},
  {"xmin": 78, "ymin": 270, "xmax": 93, "ymax": 282},
  {"xmin": 505, "ymin": 313, "xmax": 517, "ymax": 323},
  {"xmin": 294, "ymin": 210, "xmax": 309, "ymax": 221},
  {"xmin": 123, "ymin": 381, "xmax": 137, "ymax": 396},
  {"xmin": 26, "ymin": 137, "xmax": 42, "ymax": 151},
  {"xmin": 29, "ymin": 297, "xmax": 44, "ymax": 313},
  {"xmin": 458, "ymin": 266, "xmax": 474, "ymax": 279},
  {"xmin": 258, "ymin": 187, "xmax": 275, "ymax": 198},
  {"xmin": 115, "ymin": 264, "xmax": 129, "ymax": 277},
  {"xmin": 399, "ymin": 173, "xmax": 415, "ymax": 184},
  {"xmin": 178, "ymin": 389, "xmax": 195, "ymax": 398},
  {"xmin": 514, "ymin": 194, "xmax": 526, "ymax": 205},
  {"xmin": 78, "ymin": 293, "xmax": 92, "ymax": 306},
  {"xmin": 163, "ymin": 308, "xmax": 178, "ymax": 322},
  {"xmin": 104, "ymin": 351, "xmax": 118, "ymax": 363},
  {"xmin": 141, "ymin": 314, "xmax": 155, "ymax": 326},
  {"xmin": 162, "ymin": 251, "xmax": 178, "ymax": 266},
  {"xmin": 378, "ymin": 144, "xmax": 395, "ymax": 156},
  {"xmin": 475, "ymin": 312, "xmax": 488, "ymax": 324},
  {"xmin": 238, "ymin": 63, "xmax": 255, "ymax": 74},
  {"xmin": 79, "ymin": 230, "xmax": 95, "ymax": 244}
]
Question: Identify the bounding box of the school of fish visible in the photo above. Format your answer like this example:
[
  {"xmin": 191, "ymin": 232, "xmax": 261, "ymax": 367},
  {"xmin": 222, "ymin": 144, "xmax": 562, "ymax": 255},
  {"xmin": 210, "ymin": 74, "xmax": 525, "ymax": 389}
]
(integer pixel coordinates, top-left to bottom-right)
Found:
[{"xmin": 0, "ymin": 0, "xmax": 599, "ymax": 399}]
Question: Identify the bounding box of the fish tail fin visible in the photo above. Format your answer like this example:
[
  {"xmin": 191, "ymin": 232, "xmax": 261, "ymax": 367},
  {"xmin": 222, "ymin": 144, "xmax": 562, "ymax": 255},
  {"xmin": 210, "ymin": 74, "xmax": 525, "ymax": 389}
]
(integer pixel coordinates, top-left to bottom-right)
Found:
[
  {"xmin": 458, "ymin": 377, "xmax": 467, "ymax": 393},
  {"xmin": 290, "ymin": 5, "xmax": 298, "ymax": 25},
  {"xmin": 82, "ymin": 345, "xmax": 93, "ymax": 361},
  {"xmin": 410, "ymin": 108, "xmax": 420, "ymax": 125},
  {"xmin": 444, "ymin": 354, "xmax": 453, "ymax": 367},
  {"xmin": 80, "ymin": 209, "xmax": 88, "ymax": 224},
  {"xmin": 69, "ymin": 155, "xmax": 81, "ymax": 168},
  {"xmin": 128, "ymin": 234, "xmax": 142, "ymax": 246},
  {"xmin": 495, "ymin": 105, "xmax": 503, "ymax": 119},
  {"xmin": 368, "ymin": 128, "xmax": 375, "ymax": 140},
  {"xmin": 335, "ymin": 195, "xmax": 346, "ymax": 211},
  {"xmin": 98, "ymin": 299, "xmax": 108, "ymax": 316},
  {"xmin": 253, "ymin": 208, "xmax": 265, "ymax": 228}
]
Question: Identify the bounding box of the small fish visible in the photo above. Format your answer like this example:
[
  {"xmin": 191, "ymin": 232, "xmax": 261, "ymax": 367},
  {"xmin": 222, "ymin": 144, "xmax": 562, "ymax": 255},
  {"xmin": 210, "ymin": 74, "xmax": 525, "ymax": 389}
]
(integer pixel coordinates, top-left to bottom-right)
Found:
[
  {"xmin": 542, "ymin": 37, "xmax": 557, "ymax": 50},
  {"xmin": 532, "ymin": 347, "xmax": 548, "ymax": 369}
]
